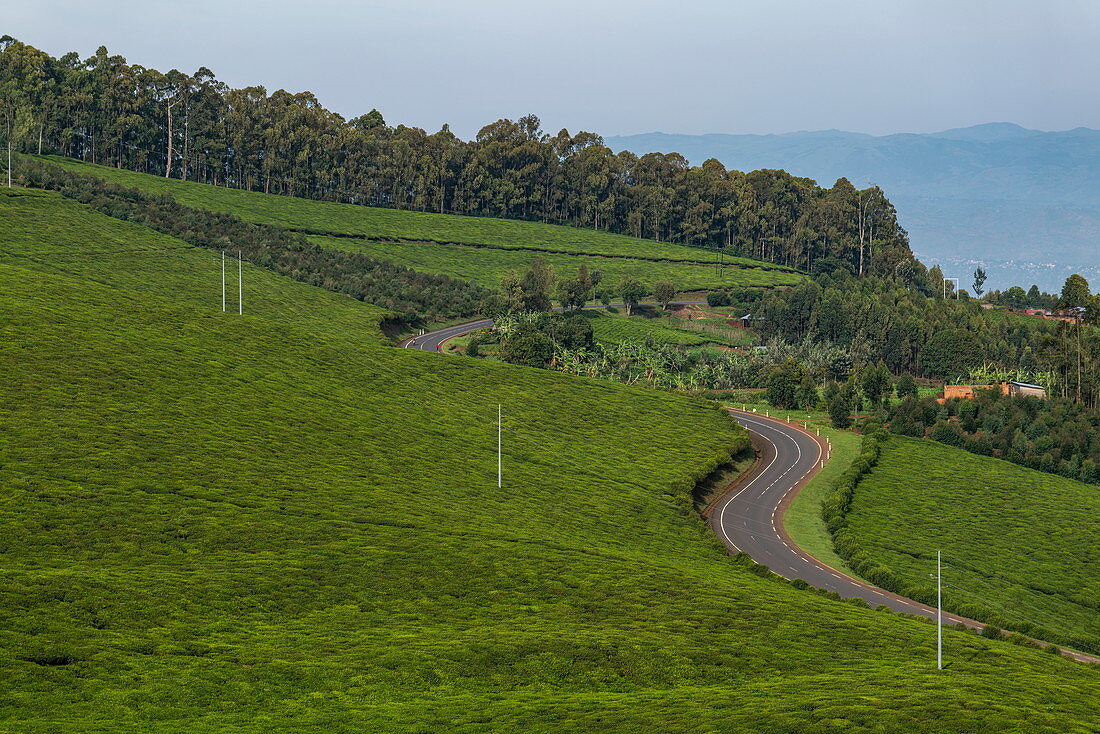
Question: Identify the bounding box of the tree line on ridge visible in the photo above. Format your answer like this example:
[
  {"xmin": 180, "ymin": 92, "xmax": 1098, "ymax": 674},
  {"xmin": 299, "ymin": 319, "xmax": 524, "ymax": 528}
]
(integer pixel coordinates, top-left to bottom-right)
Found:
[{"xmin": 1, "ymin": 36, "xmax": 911, "ymax": 276}]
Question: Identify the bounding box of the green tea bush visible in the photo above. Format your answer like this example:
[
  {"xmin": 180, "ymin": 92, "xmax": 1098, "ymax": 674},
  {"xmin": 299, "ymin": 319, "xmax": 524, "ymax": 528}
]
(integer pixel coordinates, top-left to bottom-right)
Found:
[
  {"xmin": 14, "ymin": 158, "xmax": 486, "ymax": 321},
  {"xmin": 40, "ymin": 155, "xmax": 805, "ymax": 285},
  {"xmin": 310, "ymin": 234, "xmax": 799, "ymax": 292},
  {"xmin": 839, "ymin": 434, "xmax": 1100, "ymax": 655},
  {"xmin": 821, "ymin": 430, "xmax": 944, "ymax": 607},
  {"xmin": 1, "ymin": 186, "xmax": 1096, "ymax": 732}
]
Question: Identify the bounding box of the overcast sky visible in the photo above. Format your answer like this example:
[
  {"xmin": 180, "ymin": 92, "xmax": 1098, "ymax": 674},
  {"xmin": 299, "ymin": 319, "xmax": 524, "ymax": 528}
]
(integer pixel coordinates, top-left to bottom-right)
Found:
[{"xmin": 9, "ymin": 0, "xmax": 1100, "ymax": 140}]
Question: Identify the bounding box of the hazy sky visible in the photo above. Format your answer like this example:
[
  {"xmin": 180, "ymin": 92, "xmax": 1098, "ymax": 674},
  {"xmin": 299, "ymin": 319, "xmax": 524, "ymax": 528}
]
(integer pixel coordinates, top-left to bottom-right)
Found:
[{"xmin": 9, "ymin": 0, "xmax": 1100, "ymax": 140}]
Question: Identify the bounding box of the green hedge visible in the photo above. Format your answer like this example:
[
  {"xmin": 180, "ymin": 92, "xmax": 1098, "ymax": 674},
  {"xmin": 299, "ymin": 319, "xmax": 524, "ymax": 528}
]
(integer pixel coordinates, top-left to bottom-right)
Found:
[{"xmin": 822, "ymin": 431, "xmax": 944, "ymax": 607}]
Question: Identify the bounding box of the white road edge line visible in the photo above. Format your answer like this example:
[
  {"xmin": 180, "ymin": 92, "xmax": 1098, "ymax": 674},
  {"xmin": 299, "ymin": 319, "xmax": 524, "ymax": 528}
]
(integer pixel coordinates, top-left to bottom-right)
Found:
[{"xmin": 716, "ymin": 424, "xmax": 782, "ymax": 552}]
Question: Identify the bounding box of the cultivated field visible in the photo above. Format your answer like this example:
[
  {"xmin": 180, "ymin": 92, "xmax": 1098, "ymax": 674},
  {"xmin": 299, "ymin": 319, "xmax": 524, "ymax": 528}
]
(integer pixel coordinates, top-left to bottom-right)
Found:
[
  {"xmin": 844, "ymin": 435, "xmax": 1100, "ymax": 654},
  {"xmin": 0, "ymin": 187, "xmax": 1096, "ymax": 731},
  {"xmin": 306, "ymin": 234, "xmax": 796, "ymax": 292},
  {"xmin": 39, "ymin": 156, "xmax": 804, "ymax": 293},
  {"xmin": 581, "ymin": 309, "xmax": 742, "ymax": 347}
]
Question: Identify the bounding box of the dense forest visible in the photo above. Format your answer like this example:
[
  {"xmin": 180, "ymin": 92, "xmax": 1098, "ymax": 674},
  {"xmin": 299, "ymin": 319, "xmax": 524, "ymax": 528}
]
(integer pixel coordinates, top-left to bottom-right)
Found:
[
  {"xmin": 757, "ymin": 272, "xmax": 1100, "ymax": 407},
  {"xmin": 0, "ymin": 36, "xmax": 911, "ymax": 274},
  {"xmin": 887, "ymin": 390, "xmax": 1100, "ymax": 484},
  {"xmin": 984, "ymin": 284, "xmax": 1060, "ymax": 310},
  {"xmin": 455, "ymin": 257, "xmax": 1100, "ymax": 410}
]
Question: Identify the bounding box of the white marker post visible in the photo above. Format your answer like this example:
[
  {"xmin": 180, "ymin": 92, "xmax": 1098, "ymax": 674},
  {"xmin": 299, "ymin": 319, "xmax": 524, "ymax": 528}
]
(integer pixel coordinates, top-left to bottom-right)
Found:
[
  {"xmin": 221, "ymin": 251, "xmax": 226, "ymax": 312},
  {"xmin": 943, "ymin": 278, "xmax": 960, "ymax": 300},
  {"xmin": 937, "ymin": 550, "xmax": 943, "ymax": 670},
  {"xmin": 238, "ymin": 251, "xmax": 243, "ymax": 315}
]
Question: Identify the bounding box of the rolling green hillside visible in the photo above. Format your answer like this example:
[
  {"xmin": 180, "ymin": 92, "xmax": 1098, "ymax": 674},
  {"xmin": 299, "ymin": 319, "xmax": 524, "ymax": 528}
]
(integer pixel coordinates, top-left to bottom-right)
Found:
[
  {"xmin": 844, "ymin": 435, "xmax": 1100, "ymax": 655},
  {"xmin": 306, "ymin": 234, "xmax": 796, "ymax": 291},
  {"xmin": 0, "ymin": 187, "xmax": 1097, "ymax": 732},
  {"xmin": 39, "ymin": 156, "xmax": 803, "ymax": 293},
  {"xmin": 39, "ymin": 156, "xmax": 795, "ymax": 265},
  {"xmin": 0, "ymin": 187, "xmax": 393, "ymax": 343}
]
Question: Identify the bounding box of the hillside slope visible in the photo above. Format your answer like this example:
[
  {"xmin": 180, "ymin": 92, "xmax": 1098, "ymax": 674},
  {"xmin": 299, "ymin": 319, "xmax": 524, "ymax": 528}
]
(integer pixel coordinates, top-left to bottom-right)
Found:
[
  {"xmin": 39, "ymin": 156, "xmax": 803, "ymax": 294},
  {"xmin": 843, "ymin": 435, "xmax": 1100, "ymax": 655},
  {"xmin": 0, "ymin": 187, "xmax": 1097, "ymax": 731}
]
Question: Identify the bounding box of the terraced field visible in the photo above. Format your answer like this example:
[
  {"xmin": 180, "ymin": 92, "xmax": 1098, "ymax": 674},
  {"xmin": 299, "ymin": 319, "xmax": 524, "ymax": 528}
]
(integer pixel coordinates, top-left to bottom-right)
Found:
[
  {"xmin": 39, "ymin": 156, "xmax": 804, "ymax": 294},
  {"xmin": 306, "ymin": 235, "xmax": 794, "ymax": 291},
  {"xmin": 1, "ymin": 185, "xmax": 1097, "ymax": 732}
]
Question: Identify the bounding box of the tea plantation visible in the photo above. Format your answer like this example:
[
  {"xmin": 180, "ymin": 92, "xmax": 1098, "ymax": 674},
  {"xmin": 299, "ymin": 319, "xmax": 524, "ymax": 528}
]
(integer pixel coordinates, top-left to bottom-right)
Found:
[
  {"xmin": 843, "ymin": 435, "xmax": 1100, "ymax": 655},
  {"xmin": 1, "ymin": 186, "xmax": 1097, "ymax": 731},
  {"xmin": 38, "ymin": 156, "xmax": 803, "ymax": 292},
  {"xmin": 581, "ymin": 310, "xmax": 738, "ymax": 347},
  {"xmin": 306, "ymin": 234, "xmax": 796, "ymax": 292}
]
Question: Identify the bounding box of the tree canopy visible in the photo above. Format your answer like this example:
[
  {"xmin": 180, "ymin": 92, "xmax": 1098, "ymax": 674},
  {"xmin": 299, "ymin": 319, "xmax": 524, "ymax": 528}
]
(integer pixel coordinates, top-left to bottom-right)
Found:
[
  {"xmin": 756, "ymin": 271, "xmax": 1100, "ymax": 406},
  {"xmin": 1060, "ymin": 274, "xmax": 1091, "ymax": 309},
  {"xmin": 0, "ymin": 36, "xmax": 911, "ymax": 276}
]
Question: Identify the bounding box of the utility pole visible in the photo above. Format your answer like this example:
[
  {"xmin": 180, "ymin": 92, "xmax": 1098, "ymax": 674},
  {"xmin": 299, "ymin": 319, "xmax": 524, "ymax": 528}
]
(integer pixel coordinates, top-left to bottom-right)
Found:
[
  {"xmin": 5, "ymin": 115, "xmax": 12, "ymax": 188},
  {"xmin": 165, "ymin": 95, "xmax": 177, "ymax": 179},
  {"xmin": 497, "ymin": 404, "xmax": 502, "ymax": 489},
  {"xmin": 937, "ymin": 550, "xmax": 943, "ymax": 670},
  {"xmin": 238, "ymin": 251, "xmax": 243, "ymax": 315},
  {"xmin": 1073, "ymin": 316, "xmax": 1082, "ymax": 404},
  {"xmin": 221, "ymin": 251, "xmax": 226, "ymax": 312}
]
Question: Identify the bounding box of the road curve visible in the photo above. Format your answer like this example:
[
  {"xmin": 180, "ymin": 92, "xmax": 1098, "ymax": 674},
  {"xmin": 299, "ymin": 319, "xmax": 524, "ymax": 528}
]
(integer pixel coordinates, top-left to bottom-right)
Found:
[
  {"xmin": 398, "ymin": 302, "xmax": 706, "ymax": 352},
  {"xmin": 402, "ymin": 321, "xmax": 1098, "ymax": 663},
  {"xmin": 711, "ymin": 410, "xmax": 1098, "ymax": 664},
  {"xmin": 711, "ymin": 411, "xmax": 966, "ymax": 615},
  {"xmin": 399, "ymin": 318, "xmax": 494, "ymax": 351}
]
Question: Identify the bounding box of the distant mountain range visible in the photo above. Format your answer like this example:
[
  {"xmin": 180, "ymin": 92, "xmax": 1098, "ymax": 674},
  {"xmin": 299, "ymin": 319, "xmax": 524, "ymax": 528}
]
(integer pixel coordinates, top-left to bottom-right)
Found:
[{"xmin": 606, "ymin": 123, "xmax": 1100, "ymax": 292}]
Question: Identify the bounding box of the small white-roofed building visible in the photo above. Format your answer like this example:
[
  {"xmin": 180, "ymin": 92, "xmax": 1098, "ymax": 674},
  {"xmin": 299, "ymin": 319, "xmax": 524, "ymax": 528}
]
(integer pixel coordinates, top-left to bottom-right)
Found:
[{"xmin": 1007, "ymin": 381, "xmax": 1047, "ymax": 398}]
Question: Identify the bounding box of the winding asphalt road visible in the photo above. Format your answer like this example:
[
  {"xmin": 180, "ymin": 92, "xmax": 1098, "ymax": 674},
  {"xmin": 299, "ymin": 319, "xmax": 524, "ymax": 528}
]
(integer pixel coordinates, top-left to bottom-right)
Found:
[
  {"xmin": 712, "ymin": 411, "xmax": 974, "ymax": 618},
  {"xmin": 400, "ymin": 318, "xmax": 494, "ymax": 351},
  {"xmin": 402, "ymin": 319, "xmax": 1098, "ymax": 663},
  {"xmin": 712, "ymin": 411, "xmax": 1097, "ymax": 663}
]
